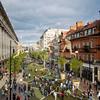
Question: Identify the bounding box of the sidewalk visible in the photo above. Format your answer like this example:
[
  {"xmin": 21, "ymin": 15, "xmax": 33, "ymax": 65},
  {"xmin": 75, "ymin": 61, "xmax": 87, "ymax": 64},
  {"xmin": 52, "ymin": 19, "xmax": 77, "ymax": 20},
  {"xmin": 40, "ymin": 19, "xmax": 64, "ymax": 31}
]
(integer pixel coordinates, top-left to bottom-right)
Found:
[
  {"xmin": 0, "ymin": 75, "xmax": 8, "ymax": 89},
  {"xmin": 79, "ymin": 79, "xmax": 98, "ymax": 100}
]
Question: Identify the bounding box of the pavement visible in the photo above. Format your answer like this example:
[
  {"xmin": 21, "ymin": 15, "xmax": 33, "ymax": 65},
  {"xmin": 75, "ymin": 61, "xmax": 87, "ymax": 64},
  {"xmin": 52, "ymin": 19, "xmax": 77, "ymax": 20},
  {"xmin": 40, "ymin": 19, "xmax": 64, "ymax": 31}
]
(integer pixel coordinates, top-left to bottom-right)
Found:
[
  {"xmin": 0, "ymin": 75, "xmax": 8, "ymax": 89},
  {"xmin": 79, "ymin": 79, "xmax": 98, "ymax": 100},
  {"xmin": 0, "ymin": 72, "xmax": 29, "ymax": 100}
]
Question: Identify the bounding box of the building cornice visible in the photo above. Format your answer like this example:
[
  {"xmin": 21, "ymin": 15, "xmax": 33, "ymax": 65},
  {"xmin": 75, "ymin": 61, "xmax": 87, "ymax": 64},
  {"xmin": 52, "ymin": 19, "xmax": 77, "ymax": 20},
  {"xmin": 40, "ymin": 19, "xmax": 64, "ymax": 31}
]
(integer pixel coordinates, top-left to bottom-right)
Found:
[{"xmin": 0, "ymin": 1, "xmax": 18, "ymax": 41}]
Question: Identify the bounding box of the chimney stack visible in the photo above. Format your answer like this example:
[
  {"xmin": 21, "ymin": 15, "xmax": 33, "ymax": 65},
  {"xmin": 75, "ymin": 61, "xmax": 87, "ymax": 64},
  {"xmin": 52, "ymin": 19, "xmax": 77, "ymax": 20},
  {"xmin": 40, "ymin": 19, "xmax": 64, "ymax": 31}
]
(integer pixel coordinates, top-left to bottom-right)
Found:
[
  {"xmin": 76, "ymin": 21, "xmax": 83, "ymax": 29},
  {"xmin": 70, "ymin": 25, "xmax": 76, "ymax": 31}
]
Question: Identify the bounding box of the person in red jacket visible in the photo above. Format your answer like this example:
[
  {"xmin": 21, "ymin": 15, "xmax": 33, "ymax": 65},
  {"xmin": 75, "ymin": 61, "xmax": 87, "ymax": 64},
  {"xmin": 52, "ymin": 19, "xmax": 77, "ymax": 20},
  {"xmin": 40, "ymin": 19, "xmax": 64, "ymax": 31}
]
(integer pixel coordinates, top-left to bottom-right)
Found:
[
  {"xmin": 16, "ymin": 95, "xmax": 21, "ymax": 100},
  {"xmin": 60, "ymin": 90, "xmax": 64, "ymax": 100}
]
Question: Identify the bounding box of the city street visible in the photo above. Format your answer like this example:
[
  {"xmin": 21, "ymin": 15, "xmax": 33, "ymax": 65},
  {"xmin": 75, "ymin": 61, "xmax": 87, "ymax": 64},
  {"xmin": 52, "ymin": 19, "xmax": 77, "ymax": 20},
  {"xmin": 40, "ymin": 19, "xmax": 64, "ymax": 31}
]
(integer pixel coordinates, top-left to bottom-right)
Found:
[{"xmin": 0, "ymin": 0, "xmax": 100, "ymax": 100}]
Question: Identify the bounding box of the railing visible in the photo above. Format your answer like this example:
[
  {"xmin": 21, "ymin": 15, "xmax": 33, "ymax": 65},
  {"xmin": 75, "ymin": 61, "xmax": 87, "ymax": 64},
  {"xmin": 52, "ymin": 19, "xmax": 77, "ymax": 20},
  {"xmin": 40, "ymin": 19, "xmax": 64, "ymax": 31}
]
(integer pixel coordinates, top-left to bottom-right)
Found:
[
  {"xmin": 96, "ymin": 45, "xmax": 100, "ymax": 50},
  {"xmin": 83, "ymin": 45, "xmax": 91, "ymax": 52}
]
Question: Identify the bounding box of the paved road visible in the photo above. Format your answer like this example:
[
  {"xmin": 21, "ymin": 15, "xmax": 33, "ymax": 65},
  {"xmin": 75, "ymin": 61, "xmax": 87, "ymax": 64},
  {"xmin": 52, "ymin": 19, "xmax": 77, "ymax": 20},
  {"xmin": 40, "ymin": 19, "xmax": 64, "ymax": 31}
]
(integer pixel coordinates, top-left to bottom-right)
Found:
[
  {"xmin": 0, "ymin": 75, "xmax": 8, "ymax": 89},
  {"xmin": 0, "ymin": 72, "xmax": 29, "ymax": 100},
  {"xmin": 79, "ymin": 79, "xmax": 98, "ymax": 100}
]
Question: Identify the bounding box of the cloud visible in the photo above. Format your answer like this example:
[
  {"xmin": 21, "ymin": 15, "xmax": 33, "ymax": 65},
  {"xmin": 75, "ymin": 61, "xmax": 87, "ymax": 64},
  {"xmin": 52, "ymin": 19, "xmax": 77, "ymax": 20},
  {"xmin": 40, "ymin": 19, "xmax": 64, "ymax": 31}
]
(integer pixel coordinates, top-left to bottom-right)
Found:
[{"xmin": 1, "ymin": 0, "xmax": 100, "ymax": 44}]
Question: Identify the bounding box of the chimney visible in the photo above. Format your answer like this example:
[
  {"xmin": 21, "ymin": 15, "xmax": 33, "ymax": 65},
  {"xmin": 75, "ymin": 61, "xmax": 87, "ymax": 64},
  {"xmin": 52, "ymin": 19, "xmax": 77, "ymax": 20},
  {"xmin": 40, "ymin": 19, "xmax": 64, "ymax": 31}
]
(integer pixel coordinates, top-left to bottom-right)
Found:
[
  {"xmin": 87, "ymin": 21, "xmax": 93, "ymax": 25},
  {"xmin": 70, "ymin": 25, "xmax": 76, "ymax": 31},
  {"xmin": 76, "ymin": 21, "xmax": 83, "ymax": 28}
]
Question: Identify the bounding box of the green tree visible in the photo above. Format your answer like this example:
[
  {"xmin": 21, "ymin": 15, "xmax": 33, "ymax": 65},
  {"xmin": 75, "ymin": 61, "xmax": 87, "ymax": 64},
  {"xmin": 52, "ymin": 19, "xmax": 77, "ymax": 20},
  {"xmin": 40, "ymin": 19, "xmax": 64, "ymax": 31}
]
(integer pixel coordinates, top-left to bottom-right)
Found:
[
  {"xmin": 30, "ymin": 50, "xmax": 49, "ymax": 67},
  {"xmin": 58, "ymin": 56, "xmax": 66, "ymax": 71},
  {"xmin": 6, "ymin": 52, "xmax": 26, "ymax": 73},
  {"xmin": 70, "ymin": 58, "xmax": 83, "ymax": 76},
  {"xmin": 39, "ymin": 50, "xmax": 48, "ymax": 67}
]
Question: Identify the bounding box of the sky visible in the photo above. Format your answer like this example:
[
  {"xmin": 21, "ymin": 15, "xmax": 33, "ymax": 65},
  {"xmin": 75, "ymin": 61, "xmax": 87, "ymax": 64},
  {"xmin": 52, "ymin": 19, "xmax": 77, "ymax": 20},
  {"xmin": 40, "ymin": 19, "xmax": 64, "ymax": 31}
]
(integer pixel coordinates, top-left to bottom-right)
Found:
[{"xmin": 1, "ymin": 0, "xmax": 100, "ymax": 44}]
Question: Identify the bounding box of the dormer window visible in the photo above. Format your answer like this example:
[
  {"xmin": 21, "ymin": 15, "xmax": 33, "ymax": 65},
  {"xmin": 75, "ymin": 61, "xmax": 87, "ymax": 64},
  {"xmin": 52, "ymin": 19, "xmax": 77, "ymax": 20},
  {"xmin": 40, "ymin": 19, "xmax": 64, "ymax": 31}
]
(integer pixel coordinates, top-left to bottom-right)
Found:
[
  {"xmin": 88, "ymin": 29, "xmax": 92, "ymax": 35},
  {"xmin": 77, "ymin": 33, "xmax": 80, "ymax": 38},
  {"xmin": 92, "ymin": 27, "xmax": 96, "ymax": 34},
  {"xmin": 84, "ymin": 30, "xmax": 88, "ymax": 36}
]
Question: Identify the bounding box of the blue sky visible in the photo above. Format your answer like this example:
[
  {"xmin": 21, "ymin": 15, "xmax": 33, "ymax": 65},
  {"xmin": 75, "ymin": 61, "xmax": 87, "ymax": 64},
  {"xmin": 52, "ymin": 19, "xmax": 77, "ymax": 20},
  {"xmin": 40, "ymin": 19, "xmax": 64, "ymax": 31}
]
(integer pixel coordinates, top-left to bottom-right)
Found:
[{"xmin": 1, "ymin": 0, "xmax": 100, "ymax": 44}]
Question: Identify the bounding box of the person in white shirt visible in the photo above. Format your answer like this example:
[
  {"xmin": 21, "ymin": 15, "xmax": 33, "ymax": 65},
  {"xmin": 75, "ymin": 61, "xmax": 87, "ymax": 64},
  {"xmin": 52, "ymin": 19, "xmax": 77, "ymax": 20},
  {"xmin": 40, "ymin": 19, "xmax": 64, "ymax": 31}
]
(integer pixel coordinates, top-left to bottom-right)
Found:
[{"xmin": 53, "ymin": 91, "xmax": 57, "ymax": 100}]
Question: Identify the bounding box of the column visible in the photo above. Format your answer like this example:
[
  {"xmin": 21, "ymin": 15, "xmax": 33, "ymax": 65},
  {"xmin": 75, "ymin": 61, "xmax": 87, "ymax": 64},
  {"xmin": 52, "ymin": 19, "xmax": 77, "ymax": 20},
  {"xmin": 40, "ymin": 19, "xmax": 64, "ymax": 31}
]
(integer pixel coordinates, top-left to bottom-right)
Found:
[
  {"xmin": 2, "ymin": 28, "xmax": 4, "ymax": 59},
  {"xmin": 98, "ymin": 68, "xmax": 100, "ymax": 82},
  {"xmin": 92, "ymin": 67, "xmax": 94, "ymax": 83},
  {"xmin": 0, "ymin": 27, "xmax": 2, "ymax": 59}
]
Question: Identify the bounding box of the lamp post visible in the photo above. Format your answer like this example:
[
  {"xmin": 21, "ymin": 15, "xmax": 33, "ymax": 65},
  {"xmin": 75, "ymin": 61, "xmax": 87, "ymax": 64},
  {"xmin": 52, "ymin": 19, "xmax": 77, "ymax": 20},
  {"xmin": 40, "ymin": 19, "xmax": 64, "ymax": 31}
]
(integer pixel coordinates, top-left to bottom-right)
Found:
[
  {"xmin": 84, "ymin": 44, "xmax": 92, "ymax": 82},
  {"xmin": 13, "ymin": 58, "xmax": 16, "ymax": 82},
  {"xmin": 9, "ymin": 40, "xmax": 12, "ymax": 100}
]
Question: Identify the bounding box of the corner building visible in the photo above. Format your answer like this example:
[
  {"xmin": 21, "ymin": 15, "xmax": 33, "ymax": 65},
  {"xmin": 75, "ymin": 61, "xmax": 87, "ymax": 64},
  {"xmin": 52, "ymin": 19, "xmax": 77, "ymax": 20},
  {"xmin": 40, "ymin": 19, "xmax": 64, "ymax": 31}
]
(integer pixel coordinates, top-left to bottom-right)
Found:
[{"xmin": 66, "ymin": 20, "xmax": 100, "ymax": 83}]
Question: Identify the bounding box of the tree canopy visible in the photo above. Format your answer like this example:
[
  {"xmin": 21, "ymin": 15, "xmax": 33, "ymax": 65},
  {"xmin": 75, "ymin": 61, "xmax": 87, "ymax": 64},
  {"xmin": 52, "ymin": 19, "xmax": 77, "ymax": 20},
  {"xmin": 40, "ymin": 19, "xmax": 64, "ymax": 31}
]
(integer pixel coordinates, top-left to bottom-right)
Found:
[
  {"xmin": 6, "ymin": 52, "xmax": 26, "ymax": 73},
  {"xmin": 70, "ymin": 58, "xmax": 83, "ymax": 75}
]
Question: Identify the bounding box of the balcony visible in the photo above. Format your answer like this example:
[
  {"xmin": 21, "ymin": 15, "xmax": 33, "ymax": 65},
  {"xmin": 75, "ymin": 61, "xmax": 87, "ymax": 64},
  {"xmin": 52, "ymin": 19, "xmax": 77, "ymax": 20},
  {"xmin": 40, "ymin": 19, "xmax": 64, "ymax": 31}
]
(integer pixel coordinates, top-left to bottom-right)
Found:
[
  {"xmin": 72, "ymin": 46, "xmax": 78, "ymax": 52},
  {"xmin": 96, "ymin": 45, "xmax": 100, "ymax": 50},
  {"xmin": 83, "ymin": 45, "xmax": 91, "ymax": 52}
]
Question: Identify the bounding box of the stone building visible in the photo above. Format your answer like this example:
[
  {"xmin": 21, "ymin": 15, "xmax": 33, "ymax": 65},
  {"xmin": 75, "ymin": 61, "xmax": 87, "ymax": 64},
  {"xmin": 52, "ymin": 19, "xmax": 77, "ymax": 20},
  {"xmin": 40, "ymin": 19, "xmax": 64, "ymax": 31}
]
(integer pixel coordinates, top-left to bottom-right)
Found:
[{"xmin": 0, "ymin": 2, "xmax": 18, "ymax": 72}]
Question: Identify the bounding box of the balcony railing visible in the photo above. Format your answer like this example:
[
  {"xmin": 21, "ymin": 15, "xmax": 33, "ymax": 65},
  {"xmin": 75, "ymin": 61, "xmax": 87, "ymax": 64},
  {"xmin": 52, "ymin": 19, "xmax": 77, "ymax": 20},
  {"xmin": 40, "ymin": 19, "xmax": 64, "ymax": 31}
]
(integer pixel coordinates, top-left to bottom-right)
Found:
[
  {"xmin": 96, "ymin": 45, "xmax": 100, "ymax": 50},
  {"xmin": 83, "ymin": 45, "xmax": 91, "ymax": 52}
]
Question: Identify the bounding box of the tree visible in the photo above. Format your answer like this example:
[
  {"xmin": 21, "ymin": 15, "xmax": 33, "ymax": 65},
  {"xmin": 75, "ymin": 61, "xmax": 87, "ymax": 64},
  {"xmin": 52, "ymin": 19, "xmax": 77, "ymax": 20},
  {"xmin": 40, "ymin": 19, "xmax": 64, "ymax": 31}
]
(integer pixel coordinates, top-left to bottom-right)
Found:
[
  {"xmin": 39, "ymin": 50, "xmax": 49, "ymax": 67},
  {"xmin": 30, "ymin": 50, "xmax": 49, "ymax": 67},
  {"xmin": 70, "ymin": 58, "xmax": 83, "ymax": 76},
  {"xmin": 6, "ymin": 52, "xmax": 26, "ymax": 73},
  {"xmin": 58, "ymin": 56, "xmax": 67, "ymax": 72}
]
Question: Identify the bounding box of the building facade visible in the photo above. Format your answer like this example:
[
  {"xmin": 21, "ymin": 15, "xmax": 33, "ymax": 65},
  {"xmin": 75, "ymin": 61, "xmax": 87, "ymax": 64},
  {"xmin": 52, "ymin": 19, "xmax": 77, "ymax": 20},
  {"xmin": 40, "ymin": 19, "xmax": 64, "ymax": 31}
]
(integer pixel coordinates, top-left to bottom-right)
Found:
[
  {"xmin": 0, "ymin": 2, "xmax": 18, "ymax": 71},
  {"xmin": 66, "ymin": 20, "xmax": 100, "ymax": 82},
  {"xmin": 40, "ymin": 28, "xmax": 67, "ymax": 50}
]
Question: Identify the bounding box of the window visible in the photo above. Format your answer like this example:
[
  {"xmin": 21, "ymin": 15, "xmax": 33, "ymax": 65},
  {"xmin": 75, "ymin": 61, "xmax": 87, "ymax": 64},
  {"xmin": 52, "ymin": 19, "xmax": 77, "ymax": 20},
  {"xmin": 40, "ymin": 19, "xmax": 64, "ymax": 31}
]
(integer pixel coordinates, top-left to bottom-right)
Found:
[
  {"xmin": 88, "ymin": 29, "xmax": 92, "ymax": 35},
  {"xmin": 72, "ymin": 34, "xmax": 75, "ymax": 39},
  {"xmin": 90, "ymin": 41, "xmax": 93, "ymax": 48},
  {"xmin": 86, "ymin": 42, "xmax": 89, "ymax": 46},
  {"xmin": 92, "ymin": 27, "xmax": 96, "ymax": 34},
  {"xmin": 84, "ymin": 30, "xmax": 88, "ymax": 36},
  {"xmin": 74, "ymin": 33, "xmax": 77, "ymax": 38},
  {"xmin": 83, "ymin": 42, "xmax": 85, "ymax": 46},
  {"xmin": 83, "ymin": 55, "xmax": 85, "ymax": 60},
  {"xmin": 78, "ymin": 43, "xmax": 80, "ymax": 48},
  {"xmin": 71, "ymin": 35, "xmax": 73, "ymax": 39},
  {"xmin": 86, "ymin": 55, "xmax": 89, "ymax": 61},
  {"xmin": 77, "ymin": 33, "xmax": 80, "ymax": 38},
  {"xmin": 80, "ymin": 32, "xmax": 83, "ymax": 37}
]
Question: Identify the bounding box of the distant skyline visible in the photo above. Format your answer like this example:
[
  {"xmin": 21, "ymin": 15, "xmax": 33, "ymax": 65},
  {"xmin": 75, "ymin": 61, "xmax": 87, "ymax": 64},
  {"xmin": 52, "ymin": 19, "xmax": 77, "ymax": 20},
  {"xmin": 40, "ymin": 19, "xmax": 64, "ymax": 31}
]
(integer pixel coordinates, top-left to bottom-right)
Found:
[{"xmin": 1, "ymin": 0, "xmax": 100, "ymax": 44}]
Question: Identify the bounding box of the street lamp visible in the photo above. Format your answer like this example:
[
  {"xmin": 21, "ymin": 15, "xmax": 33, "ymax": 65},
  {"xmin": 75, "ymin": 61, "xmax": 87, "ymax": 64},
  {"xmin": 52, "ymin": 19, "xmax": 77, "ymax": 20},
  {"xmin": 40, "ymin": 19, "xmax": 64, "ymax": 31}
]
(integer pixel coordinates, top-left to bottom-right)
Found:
[
  {"xmin": 84, "ymin": 44, "xmax": 92, "ymax": 81},
  {"xmin": 13, "ymin": 58, "xmax": 16, "ymax": 85}
]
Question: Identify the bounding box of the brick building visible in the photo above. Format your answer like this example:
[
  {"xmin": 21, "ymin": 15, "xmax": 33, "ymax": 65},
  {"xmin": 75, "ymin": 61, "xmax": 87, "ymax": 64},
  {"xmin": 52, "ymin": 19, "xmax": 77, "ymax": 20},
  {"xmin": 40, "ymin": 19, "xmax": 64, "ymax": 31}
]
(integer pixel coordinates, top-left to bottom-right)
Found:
[{"xmin": 65, "ymin": 20, "xmax": 100, "ymax": 83}]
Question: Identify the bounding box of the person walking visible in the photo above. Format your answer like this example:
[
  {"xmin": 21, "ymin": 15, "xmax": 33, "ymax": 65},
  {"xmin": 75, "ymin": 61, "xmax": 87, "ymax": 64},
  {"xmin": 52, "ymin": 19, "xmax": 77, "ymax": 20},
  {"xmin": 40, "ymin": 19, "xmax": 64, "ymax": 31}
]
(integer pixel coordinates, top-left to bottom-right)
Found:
[
  {"xmin": 53, "ymin": 91, "xmax": 57, "ymax": 100},
  {"xmin": 97, "ymin": 90, "xmax": 100, "ymax": 100},
  {"xmin": 16, "ymin": 95, "xmax": 21, "ymax": 100},
  {"xmin": 13, "ymin": 93, "xmax": 16, "ymax": 100},
  {"xmin": 88, "ymin": 92, "xmax": 93, "ymax": 100},
  {"xmin": 60, "ymin": 90, "xmax": 64, "ymax": 100}
]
